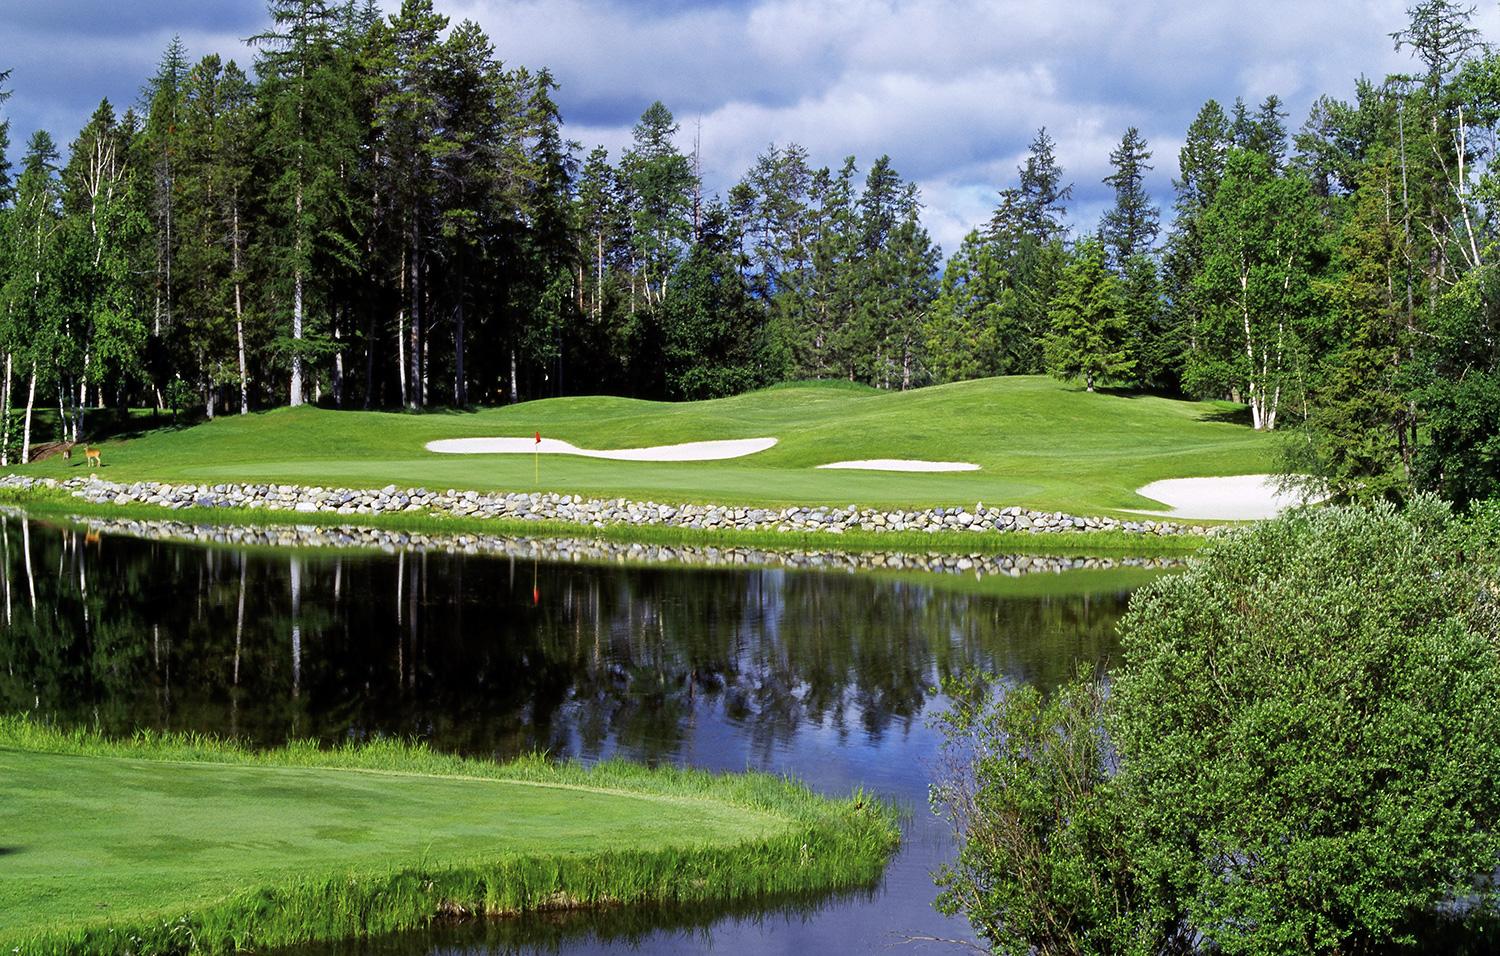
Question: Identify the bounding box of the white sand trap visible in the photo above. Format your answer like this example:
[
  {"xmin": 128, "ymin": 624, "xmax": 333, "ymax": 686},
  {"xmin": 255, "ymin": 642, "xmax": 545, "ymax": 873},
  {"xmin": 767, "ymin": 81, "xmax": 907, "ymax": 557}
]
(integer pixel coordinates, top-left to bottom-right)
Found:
[
  {"xmin": 816, "ymin": 459, "xmax": 980, "ymax": 473},
  {"xmin": 1131, "ymin": 474, "xmax": 1315, "ymax": 521},
  {"xmin": 425, "ymin": 436, "xmax": 778, "ymax": 461}
]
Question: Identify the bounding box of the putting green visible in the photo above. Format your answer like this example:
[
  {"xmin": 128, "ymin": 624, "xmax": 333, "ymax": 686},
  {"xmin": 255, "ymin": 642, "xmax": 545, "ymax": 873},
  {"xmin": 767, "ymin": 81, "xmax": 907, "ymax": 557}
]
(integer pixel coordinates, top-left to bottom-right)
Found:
[{"xmin": 12, "ymin": 376, "xmax": 1273, "ymax": 515}]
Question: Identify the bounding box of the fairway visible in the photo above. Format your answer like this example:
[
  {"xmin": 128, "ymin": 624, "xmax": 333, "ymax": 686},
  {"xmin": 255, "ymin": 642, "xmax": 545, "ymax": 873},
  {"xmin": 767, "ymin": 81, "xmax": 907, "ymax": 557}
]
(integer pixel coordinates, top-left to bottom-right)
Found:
[
  {"xmin": 0, "ymin": 724, "xmax": 897, "ymax": 952},
  {"xmin": 16, "ymin": 377, "xmax": 1273, "ymax": 515}
]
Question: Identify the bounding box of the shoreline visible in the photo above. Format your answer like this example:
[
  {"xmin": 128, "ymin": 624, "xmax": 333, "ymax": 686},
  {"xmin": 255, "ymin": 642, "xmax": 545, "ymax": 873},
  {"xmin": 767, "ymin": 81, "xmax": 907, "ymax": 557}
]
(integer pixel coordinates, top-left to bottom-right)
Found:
[
  {"xmin": 32, "ymin": 510, "xmax": 1187, "ymax": 584},
  {"xmin": 1, "ymin": 719, "xmax": 899, "ymax": 956},
  {"xmin": 0, "ymin": 475, "xmax": 1219, "ymax": 557}
]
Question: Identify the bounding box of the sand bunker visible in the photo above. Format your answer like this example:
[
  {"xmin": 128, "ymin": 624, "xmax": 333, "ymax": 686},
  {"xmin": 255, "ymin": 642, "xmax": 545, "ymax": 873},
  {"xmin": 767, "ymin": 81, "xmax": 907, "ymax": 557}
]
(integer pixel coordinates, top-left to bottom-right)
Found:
[
  {"xmin": 425, "ymin": 436, "xmax": 778, "ymax": 462},
  {"xmin": 816, "ymin": 459, "xmax": 980, "ymax": 473},
  {"xmin": 1131, "ymin": 474, "xmax": 1315, "ymax": 521}
]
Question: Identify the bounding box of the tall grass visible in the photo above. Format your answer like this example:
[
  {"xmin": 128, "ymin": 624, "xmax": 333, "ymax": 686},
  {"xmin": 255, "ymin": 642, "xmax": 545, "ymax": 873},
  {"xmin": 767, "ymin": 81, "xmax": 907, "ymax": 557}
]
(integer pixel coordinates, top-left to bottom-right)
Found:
[{"xmin": 2, "ymin": 717, "xmax": 900, "ymax": 955}]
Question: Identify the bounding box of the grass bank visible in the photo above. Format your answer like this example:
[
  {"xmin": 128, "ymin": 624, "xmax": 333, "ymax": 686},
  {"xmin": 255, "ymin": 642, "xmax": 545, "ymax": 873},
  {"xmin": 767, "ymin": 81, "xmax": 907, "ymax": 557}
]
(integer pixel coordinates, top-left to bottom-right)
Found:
[
  {"xmin": 0, "ymin": 718, "xmax": 899, "ymax": 955},
  {"xmin": 0, "ymin": 486, "xmax": 1208, "ymax": 557},
  {"xmin": 11, "ymin": 377, "xmax": 1271, "ymax": 516}
]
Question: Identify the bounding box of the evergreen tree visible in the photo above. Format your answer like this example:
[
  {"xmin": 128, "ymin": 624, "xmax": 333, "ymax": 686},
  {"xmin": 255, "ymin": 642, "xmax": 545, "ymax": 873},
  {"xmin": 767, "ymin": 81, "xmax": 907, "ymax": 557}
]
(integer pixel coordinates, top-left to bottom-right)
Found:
[
  {"xmin": 659, "ymin": 202, "xmax": 766, "ymax": 398},
  {"xmin": 1100, "ymin": 126, "xmax": 1159, "ymax": 267},
  {"xmin": 1249, "ymin": 94, "xmax": 1289, "ymax": 168},
  {"xmin": 1016, "ymin": 128, "xmax": 1072, "ymax": 243},
  {"xmin": 620, "ymin": 101, "xmax": 693, "ymax": 311},
  {"xmin": 251, "ymin": 0, "xmax": 352, "ymax": 406},
  {"xmin": 1044, "ymin": 239, "xmax": 1133, "ymax": 391},
  {"xmin": 1291, "ymin": 156, "xmax": 1410, "ymax": 503},
  {"xmin": 142, "ymin": 37, "xmax": 188, "ymax": 344},
  {"xmin": 924, "ymin": 230, "xmax": 1003, "ymax": 383},
  {"xmin": 0, "ymin": 69, "xmax": 12, "ymax": 205}
]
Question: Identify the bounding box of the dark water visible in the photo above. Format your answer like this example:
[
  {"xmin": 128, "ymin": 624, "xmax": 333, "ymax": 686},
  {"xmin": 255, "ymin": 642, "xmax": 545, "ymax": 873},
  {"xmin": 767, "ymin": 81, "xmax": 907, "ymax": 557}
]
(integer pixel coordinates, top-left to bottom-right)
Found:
[{"xmin": 0, "ymin": 514, "xmax": 1138, "ymax": 954}]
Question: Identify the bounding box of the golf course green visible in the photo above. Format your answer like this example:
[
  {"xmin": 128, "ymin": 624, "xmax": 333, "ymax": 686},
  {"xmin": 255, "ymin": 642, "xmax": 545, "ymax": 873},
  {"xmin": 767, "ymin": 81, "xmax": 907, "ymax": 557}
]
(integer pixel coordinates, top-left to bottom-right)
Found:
[
  {"xmin": 0, "ymin": 720, "xmax": 898, "ymax": 955},
  {"xmin": 15, "ymin": 377, "xmax": 1272, "ymax": 515}
]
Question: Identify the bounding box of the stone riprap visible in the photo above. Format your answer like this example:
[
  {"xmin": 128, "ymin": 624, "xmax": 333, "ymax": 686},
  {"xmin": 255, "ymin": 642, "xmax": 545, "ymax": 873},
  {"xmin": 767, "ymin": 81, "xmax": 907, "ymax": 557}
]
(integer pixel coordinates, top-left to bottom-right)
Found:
[
  {"xmin": 39, "ymin": 513, "xmax": 1185, "ymax": 580},
  {"xmin": 0, "ymin": 474, "xmax": 1225, "ymax": 538}
]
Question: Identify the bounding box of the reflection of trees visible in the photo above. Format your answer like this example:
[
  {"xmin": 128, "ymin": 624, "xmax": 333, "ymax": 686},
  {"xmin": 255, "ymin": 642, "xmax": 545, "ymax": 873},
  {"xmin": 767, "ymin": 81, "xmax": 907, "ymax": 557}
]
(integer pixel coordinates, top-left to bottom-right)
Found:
[{"xmin": 0, "ymin": 516, "xmax": 1129, "ymax": 762}]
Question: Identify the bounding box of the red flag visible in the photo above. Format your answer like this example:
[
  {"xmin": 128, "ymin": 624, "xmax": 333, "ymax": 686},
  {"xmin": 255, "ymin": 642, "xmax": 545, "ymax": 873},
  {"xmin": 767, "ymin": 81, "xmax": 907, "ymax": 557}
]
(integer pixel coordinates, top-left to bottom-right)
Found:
[{"xmin": 534, "ymin": 430, "xmax": 541, "ymax": 444}]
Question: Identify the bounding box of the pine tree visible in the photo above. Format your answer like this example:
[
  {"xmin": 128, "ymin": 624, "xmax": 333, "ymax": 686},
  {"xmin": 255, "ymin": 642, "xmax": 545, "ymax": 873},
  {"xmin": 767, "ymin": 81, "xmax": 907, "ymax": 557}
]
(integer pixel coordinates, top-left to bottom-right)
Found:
[
  {"xmin": 1044, "ymin": 239, "xmax": 1133, "ymax": 391},
  {"xmin": 1293, "ymin": 155, "xmax": 1411, "ymax": 502},
  {"xmin": 142, "ymin": 37, "xmax": 188, "ymax": 345},
  {"xmin": 177, "ymin": 56, "xmax": 259, "ymax": 417},
  {"xmin": 370, "ymin": 0, "xmax": 450, "ymax": 408},
  {"xmin": 620, "ymin": 101, "xmax": 693, "ymax": 311},
  {"xmin": 0, "ymin": 69, "xmax": 15, "ymax": 462},
  {"xmin": 1249, "ymin": 94, "xmax": 1289, "ymax": 168},
  {"xmin": 659, "ymin": 202, "xmax": 766, "ymax": 398},
  {"xmin": 925, "ymin": 230, "xmax": 1003, "ymax": 383},
  {"xmin": 1100, "ymin": 126, "xmax": 1159, "ymax": 268},
  {"xmin": 1016, "ymin": 128, "xmax": 1072, "ymax": 243},
  {"xmin": 0, "ymin": 69, "xmax": 13, "ymax": 205},
  {"xmin": 251, "ymin": 0, "xmax": 350, "ymax": 406}
]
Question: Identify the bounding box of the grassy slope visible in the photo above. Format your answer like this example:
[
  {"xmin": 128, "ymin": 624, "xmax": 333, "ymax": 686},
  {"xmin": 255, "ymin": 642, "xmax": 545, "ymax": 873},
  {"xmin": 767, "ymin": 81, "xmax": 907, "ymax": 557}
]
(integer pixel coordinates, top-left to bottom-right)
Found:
[
  {"xmin": 0, "ymin": 721, "xmax": 897, "ymax": 954},
  {"xmin": 13, "ymin": 377, "xmax": 1272, "ymax": 514}
]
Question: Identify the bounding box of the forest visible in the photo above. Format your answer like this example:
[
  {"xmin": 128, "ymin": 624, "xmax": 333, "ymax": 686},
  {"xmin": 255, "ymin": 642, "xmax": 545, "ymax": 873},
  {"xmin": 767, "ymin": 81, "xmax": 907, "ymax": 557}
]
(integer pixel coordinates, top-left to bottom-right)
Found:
[{"xmin": 0, "ymin": 0, "xmax": 1497, "ymax": 506}]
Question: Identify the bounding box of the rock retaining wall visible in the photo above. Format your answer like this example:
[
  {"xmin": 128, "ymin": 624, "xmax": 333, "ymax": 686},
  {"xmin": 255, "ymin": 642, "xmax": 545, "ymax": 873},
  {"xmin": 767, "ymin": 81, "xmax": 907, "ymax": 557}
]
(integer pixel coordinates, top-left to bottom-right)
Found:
[
  {"xmin": 0, "ymin": 474, "xmax": 1224, "ymax": 538},
  {"xmin": 49, "ymin": 514, "xmax": 1185, "ymax": 581}
]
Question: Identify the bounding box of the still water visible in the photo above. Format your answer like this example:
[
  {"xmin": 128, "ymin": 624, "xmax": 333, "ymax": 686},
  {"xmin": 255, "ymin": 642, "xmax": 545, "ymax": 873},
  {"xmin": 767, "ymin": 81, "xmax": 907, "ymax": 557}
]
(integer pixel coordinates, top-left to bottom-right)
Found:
[{"xmin": 0, "ymin": 513, "xmax": 1141, "ymax": 954}]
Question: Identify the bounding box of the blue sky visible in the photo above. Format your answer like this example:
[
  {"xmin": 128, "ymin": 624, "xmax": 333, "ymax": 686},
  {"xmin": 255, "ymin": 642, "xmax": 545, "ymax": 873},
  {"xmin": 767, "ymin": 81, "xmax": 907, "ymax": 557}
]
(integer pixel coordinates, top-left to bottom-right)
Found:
[{"xmin": 0, "ymin": 0, "xmax": 1478, "ymax": 255}]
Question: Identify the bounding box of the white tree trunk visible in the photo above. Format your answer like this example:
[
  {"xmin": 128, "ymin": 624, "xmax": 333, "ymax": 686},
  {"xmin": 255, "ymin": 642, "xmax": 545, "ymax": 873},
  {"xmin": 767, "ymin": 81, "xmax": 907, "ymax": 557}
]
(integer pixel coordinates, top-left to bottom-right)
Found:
[
  {"xmin": 1, "ymin": 351, "xmax": 11, "ymax": 467},
  {"xmin": 21, "ymin": 363, "xmax": 37, "ymax": 466},
  {"xmin": 233, "ymin": 200, "xmax": 249, "ymax": 415}
]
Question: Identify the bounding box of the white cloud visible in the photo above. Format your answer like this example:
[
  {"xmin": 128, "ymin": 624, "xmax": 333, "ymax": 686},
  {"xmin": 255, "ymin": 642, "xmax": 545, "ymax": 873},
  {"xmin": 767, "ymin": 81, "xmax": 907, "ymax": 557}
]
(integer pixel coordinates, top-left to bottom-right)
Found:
[
  {"xmin": 444, "ymin": 0, "xmax": 1430, "ymax": 251},
  {"xmin": 0, "ymin": 0, "xmax": 1462, "ymax": 257}
]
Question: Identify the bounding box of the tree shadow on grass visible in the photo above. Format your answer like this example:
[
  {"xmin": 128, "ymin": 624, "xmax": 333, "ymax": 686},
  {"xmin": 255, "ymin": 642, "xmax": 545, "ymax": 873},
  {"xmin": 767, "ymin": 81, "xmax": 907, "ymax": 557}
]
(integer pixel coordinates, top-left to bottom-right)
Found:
[
  {"xmin": 0, "ymin": 846, "xmax": 21, "ymax": 856},
  {"xmin": 1196, "ymin": 405, "xmax": 1255, "ymax": 427}
]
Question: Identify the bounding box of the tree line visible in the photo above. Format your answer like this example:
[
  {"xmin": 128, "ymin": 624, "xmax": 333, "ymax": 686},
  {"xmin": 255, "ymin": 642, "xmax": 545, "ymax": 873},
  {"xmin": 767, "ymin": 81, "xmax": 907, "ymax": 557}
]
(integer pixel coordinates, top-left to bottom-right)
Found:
[{"xmin": 0, "ymin": 0, "xmax": 1496, "ymax": 504}]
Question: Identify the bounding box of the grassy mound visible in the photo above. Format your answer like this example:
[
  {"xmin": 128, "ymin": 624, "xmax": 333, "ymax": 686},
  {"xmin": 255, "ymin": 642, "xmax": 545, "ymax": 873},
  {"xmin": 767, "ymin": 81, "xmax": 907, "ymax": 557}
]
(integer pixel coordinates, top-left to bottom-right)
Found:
[
  {"xmin": 0, "ymin": 718, "xmax": 898, "ymax": 955},
  {"xmin": 12, "ymin": 376, "xmax": 1271, "ymax": 514}
]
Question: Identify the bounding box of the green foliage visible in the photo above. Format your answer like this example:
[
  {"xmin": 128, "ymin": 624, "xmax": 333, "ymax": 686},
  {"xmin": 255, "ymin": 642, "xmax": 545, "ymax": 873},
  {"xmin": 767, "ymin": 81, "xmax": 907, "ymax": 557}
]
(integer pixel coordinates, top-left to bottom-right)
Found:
[
  {"xmin": 1188, "ymin": 149, "xmax": 1321, "ymax": 430},
  {"xmin": 658, "ymin": 203, "xmax": 769, "ymax": 399},
  {"xmin": 1286, "ymin": 156, "xmax": 1410, "ymax": 503},
  {"xmin": 1116, "ymin": 501, "xmax": 1500, "ymax": 952},
  {"xmin": 1045, "ymin": 239, "xmax": 1134, "ymax": 391},
  {"xmin": 937, "ymin": 502, "xmax": 1500, "ymax": 954},
  {"xmin": 932, "ymin": 673, "xmax": 1188, "ymax": 956}
]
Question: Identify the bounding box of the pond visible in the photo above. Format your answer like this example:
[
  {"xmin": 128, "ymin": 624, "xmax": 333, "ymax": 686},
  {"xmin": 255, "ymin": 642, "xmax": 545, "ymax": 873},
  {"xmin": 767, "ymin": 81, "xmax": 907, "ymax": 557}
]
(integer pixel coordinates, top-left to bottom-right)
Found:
[{"xmin": 0, "ymin": 513, "xmax": 1146, "ymax": 954}]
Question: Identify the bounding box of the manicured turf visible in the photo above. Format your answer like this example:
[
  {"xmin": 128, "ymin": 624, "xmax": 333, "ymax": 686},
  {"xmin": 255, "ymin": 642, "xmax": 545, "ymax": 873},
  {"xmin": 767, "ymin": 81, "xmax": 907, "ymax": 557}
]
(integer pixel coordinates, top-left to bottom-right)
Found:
[
  {"xmin": 13, "ymin": 377, "xmax": 1272, "ymax": 514},
  {"xmin": 0, "ymin": 721, "xmax": 898, "ymax": 954}
]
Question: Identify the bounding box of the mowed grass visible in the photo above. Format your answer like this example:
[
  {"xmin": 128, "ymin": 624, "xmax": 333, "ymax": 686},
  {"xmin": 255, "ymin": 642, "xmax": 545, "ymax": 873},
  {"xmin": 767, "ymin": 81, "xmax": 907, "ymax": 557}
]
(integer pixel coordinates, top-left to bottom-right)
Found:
[
  {"xmin": 15, "ymin": 376, "xmax": 1273, "ymax": 514},
  {"xmin": 0, "ymin": 720, "xmax": 897, "ymax": 954}
]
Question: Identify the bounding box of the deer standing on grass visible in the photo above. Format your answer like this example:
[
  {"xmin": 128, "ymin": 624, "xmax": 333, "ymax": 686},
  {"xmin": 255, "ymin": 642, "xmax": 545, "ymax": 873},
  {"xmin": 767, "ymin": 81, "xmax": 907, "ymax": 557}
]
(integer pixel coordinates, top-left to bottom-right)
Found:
[{"xmin": 84, "ymin": 447, "xmax": 101, "ymax": 468}]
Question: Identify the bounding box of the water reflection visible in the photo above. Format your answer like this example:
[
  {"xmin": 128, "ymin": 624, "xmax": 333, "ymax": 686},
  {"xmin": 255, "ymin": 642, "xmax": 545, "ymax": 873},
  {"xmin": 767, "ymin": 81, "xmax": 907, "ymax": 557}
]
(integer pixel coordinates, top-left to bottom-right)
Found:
[{"xmin": 0, "ymin": 514, "xmax": 1137, "ymax": 954}]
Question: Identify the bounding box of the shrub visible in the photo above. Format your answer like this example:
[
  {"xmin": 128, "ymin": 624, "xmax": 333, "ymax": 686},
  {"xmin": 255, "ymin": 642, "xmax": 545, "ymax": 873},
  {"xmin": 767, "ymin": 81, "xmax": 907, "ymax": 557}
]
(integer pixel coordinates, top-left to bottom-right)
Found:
[
  {"xmin": 935, "ymin": 500, "xmax": 1500, "ymax": 954},
  {"xmin": 931, "ymin": 674, "xmax": 1191, "ymax": 956}
]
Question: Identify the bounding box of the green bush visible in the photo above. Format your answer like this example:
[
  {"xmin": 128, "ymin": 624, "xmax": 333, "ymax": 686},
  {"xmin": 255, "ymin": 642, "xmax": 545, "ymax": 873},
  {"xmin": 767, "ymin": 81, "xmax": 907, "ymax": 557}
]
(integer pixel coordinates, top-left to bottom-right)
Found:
[{"xmin": 935, "ymin": 501, "xmax": 1500, "ymax": 954}]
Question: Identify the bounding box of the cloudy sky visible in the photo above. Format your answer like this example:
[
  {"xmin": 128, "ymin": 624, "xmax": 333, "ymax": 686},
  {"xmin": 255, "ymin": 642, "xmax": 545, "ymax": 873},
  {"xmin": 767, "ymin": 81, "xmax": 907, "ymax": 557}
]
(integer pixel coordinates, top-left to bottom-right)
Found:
[{"xmin": 1, "ymin": 0, "xmax": 1485, "ymax": 255}]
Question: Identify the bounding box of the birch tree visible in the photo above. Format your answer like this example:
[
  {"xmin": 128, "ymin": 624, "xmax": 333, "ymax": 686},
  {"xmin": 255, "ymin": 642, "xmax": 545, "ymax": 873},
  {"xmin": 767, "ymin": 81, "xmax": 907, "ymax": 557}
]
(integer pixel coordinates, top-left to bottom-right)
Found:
[{"xmin": 1191, "ymin": 149, "xmax": 1321, "ymax": 430}]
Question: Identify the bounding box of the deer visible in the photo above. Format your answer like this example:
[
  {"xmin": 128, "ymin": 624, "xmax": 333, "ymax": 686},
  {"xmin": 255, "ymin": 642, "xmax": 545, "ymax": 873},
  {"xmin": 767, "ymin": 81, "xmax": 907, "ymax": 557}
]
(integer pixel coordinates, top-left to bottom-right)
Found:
[{"xmin": 84, "ymin": 447, "xmax": 101, "ymax": 468}]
